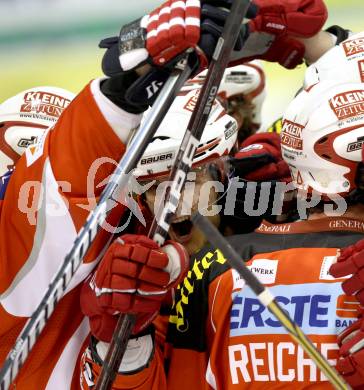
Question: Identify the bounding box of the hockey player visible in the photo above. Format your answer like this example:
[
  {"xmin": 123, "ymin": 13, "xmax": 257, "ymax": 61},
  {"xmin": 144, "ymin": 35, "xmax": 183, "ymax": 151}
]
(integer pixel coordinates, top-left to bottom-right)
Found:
[
  {"xmin": 307, "ymin": 30, "xmax": 364, "ymax": 389},
  {"xmin": 132, "ymin": 86, "xmax": 238, "ymax": 255},
  {"xmin": 0, "ymin": 0, "xmax": 330, "ymax": 388},
  {"xmin": 184, "ymin": 61, "xmax": 267, "ymax": 143},
  {"xmin": 130, "ymin": 64, "xmax": 272, "ymax": 240},
  {"xmin": 0, "ymin": 79, "xmax": 141, "ymax": 389},
  {"xmin": 219, "ymin": 63, "xmax": 266, "ymax": 142},
  {"xmin": 79, "ymin": 84, "xmax": 240, "ymax": 382},
  {"xmin": 80, "ymin": 76, "xmax": 364, "ymax": 390}
]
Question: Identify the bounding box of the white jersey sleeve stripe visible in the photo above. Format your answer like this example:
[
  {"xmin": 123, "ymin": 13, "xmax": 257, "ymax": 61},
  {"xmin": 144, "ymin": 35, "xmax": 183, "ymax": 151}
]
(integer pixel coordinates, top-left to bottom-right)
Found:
[{"xmin": 90, "ymin": 78, "xmax": 143, "ymax": 144}]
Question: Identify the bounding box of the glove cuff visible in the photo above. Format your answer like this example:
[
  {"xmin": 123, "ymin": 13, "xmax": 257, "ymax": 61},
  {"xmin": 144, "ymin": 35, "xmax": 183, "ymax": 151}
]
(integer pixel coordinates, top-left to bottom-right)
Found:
[
  {"xmin": 325, "ymin": 25, "xmax": 351, "ymax": 46},
  {"xmin": 100, "ymin": 73, "xmax": 149, "ymax": 114},
  {"xmin": 119, "ymin": 17, "xmax": 148, "ymax": 71},
  {"xmin": 90, "ymin": 325, "xmax": 155, "ymax": 375},
  {"xmin": 163, "ymin": 241, "xmax": 190, "ymax": 285}
]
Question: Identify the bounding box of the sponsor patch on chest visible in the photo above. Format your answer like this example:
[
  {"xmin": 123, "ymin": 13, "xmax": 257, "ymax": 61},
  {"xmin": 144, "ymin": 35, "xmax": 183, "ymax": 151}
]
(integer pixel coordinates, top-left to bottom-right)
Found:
[
  {"xmin": 232, "ymin": 259, "xmax": 278, "ymax": 290},
  {"xmin": 230, "ymin": 282, "xmax": 359, "ymax": 337}
]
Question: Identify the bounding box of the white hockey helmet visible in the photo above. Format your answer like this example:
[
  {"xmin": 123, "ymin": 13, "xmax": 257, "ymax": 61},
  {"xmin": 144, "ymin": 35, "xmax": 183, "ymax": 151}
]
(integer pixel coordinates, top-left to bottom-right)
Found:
[
  {"xmin": 218, "ymin": 61, "xmax": 266, "ymax": 127},
  {"xmin": 182, "ymin": 61, "xmax": 266, "ymax": 129},
  {"xmin": 0, "ymin": 86, "xmax": 75, "ymax": 175},
  {"xmin": 304, "ymin": 31, "xmax": 364, "ymax": 89},
  {"xmin": 134, "ymin": 86, "xmax": 238, "ymax": 181},
  {"xmin": 281, "ymin": 80, "xmax": 364, "ymax": 195}
]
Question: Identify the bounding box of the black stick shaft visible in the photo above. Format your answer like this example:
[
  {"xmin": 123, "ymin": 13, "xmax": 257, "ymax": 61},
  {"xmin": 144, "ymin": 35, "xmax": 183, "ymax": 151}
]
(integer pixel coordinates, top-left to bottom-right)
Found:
[
  {"xmin": 191, "ymin": 212, "xmax": 349, "ymax": 390},
  {"xmin": 95, "ymin": 315, "xmax": 136, "ymax": 390},
  {"xmin": 150, "ymin": 0, "xmax": 252, "ymax": 245},
  {"xmin": 97, "ymin": 1, "xmax": 252, "ymax": 388}
]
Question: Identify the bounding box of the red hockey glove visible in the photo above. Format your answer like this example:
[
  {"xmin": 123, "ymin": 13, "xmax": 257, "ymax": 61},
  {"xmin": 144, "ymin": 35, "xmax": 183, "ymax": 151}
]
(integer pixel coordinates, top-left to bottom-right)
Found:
[
  {"xmin": 230, "ymin": 132, "xmax": 291, "ymax": 182},
  {"xmin": 251, "ymin": 0, "xmax": 327, "ymax": 38},
  {"xmin": 236, "ymin": 0, "xmax": 328, "ymax": 69},
  {"xmin": 330, "ymin": 239, "xmax": 364, "ymax": 305},
  {"xmin": 143, "ymin": 0, "xmax": 202, "ymax": 68},
  {"xmin": 100, "ymin": 0, "xmax": 250, "ymax": 107},
  {"xmin": 81, "ymin": 234, "xmax": 189, "ymax": 342},
  {"xmin": 116, "ymin": 0, "xmax": 248, "ymax": 73},
  {"xmin": 336, "ymin": 311, "xmax": 364, "ymax": 389}
]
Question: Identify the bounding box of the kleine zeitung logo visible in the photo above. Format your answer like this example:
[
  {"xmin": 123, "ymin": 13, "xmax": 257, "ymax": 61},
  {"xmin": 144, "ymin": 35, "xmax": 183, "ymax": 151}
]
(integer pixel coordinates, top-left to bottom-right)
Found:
[
  {"xmin": 280, "ymin": 119, "xmax": 304, "ymax": 150},
  {"xmin": 329, "ymin": 90, "xmax": 364, "ymax": 120},
  {"xmin": 184, "ymin": 89, "xmax": 200, "ymax": 112},
  {"xmin": 342, "ymin": 37, "xmax": 364, "ymax": 57},
  {"xmin": 21, "ymin": 91, "xmax": 71, "ymax": 118}
]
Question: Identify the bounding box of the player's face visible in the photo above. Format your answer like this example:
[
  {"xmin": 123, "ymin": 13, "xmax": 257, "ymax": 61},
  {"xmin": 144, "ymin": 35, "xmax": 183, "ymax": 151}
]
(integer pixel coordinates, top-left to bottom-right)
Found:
[
  {"xmin": 144, "ymin": 166, "xmax": 220, "ymax": 255},
  {"xmin": 225, "ymin": 95, "xmax": 258, "ymax": 143}
]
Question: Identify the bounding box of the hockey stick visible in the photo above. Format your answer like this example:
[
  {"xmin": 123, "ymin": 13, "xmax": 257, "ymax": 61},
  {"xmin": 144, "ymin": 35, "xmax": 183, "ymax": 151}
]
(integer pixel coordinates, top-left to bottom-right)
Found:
[
  {"xmin": 0, "ymin": 59, "xmax": 192, "ymax": 390},
  {"xmin": 95, "ymin": 1, "xmax": 252, "ymax": 388},
  {"xmin": 191, "ymin": 212, "xmax": 349, "ymax": 390}
]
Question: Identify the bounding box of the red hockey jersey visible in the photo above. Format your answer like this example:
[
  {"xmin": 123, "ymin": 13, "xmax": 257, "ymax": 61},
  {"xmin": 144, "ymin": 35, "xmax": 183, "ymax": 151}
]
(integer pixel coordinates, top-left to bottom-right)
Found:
[
  {"xmin": 88, "ymin": 217, "xmax": 364, "ymax": 389},
  {"xmin": 0, "ymin": 79, "xmax": 142, "ymax": 389}
]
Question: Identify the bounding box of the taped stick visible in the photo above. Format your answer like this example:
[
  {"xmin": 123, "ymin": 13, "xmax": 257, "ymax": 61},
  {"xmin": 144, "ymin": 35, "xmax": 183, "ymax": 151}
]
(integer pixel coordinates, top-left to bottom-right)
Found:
[{"xmin": 191, "ymin": 211, "xmax": 349, "ymax": 390}]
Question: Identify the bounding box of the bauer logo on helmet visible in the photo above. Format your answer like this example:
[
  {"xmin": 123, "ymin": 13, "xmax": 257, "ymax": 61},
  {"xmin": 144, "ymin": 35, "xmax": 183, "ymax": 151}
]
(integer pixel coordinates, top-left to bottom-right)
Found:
[{"xmin": 347, "ymin": 136, "xmax": 364, "ymax": 152}]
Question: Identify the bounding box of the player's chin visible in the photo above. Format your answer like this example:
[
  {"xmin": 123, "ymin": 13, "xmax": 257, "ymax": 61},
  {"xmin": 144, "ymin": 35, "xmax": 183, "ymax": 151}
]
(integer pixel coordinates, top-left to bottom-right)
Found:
[{"xmin": 169, "ymin": 216, "xmax": 208, "ymax": 255}]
